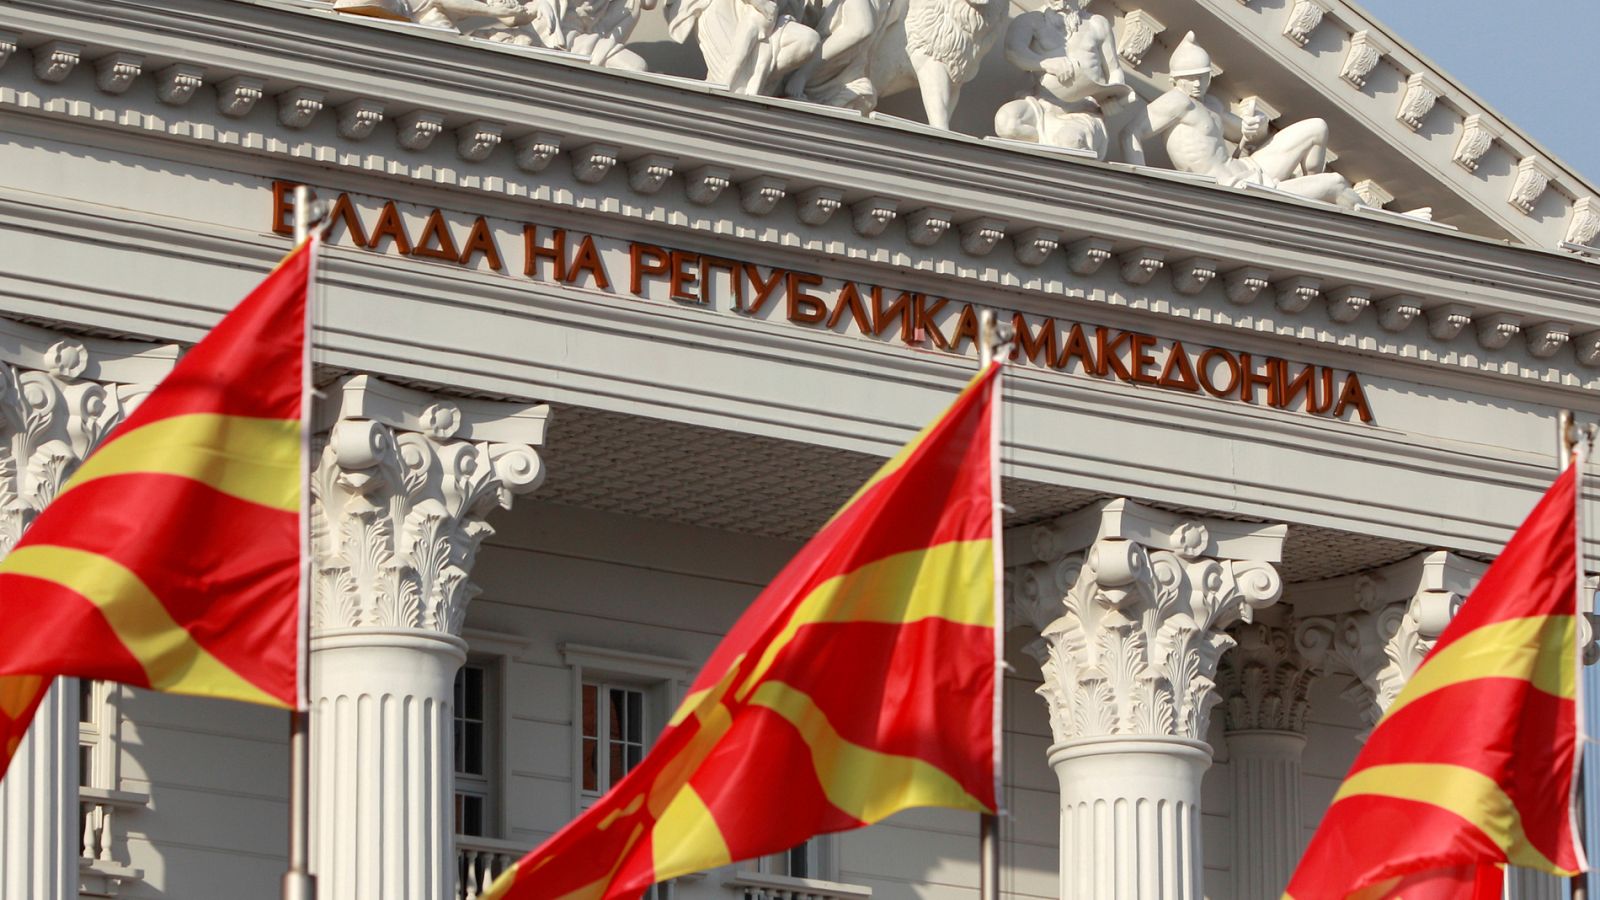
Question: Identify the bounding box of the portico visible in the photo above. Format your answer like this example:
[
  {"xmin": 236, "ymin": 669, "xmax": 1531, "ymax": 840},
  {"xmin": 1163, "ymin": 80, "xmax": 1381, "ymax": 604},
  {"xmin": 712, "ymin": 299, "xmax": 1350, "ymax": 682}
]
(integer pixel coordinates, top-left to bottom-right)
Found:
[{"xmin": 0, "ymin": 0, "xmax": 1598, "ymax": 898}]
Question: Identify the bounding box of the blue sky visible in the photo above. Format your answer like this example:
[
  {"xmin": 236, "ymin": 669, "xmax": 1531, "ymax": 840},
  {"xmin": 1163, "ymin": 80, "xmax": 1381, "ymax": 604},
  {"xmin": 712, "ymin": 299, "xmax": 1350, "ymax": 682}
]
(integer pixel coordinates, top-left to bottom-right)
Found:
[{"xmin": 1356, "ymin": 0, "xmax": 1600, "ymax": 183}]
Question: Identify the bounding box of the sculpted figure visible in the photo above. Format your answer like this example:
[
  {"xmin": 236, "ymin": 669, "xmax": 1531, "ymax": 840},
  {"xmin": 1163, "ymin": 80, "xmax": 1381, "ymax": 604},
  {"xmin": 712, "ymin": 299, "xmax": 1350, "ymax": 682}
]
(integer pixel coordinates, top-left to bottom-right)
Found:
[
  {"xmin": 1137, "ymin": 33, "xmax": 1362, "ymax": 208},
  {"xmin": 783, "ymin": 0, "xmax": 896, "ymax": 107},
  {"xmin": 992, "ymin": 0, "xmax": 1136, "ymax": 160},
  {"xmin": 335, "ymin": 0, "xmax": 560, "ymax": 45},
  {"xmin": 666, "ymin": 0, "xmax": 822, "ymax": 94},
  {"xmin": 556, "ymin": 0, "xmax": 653, "ymax": 70}
]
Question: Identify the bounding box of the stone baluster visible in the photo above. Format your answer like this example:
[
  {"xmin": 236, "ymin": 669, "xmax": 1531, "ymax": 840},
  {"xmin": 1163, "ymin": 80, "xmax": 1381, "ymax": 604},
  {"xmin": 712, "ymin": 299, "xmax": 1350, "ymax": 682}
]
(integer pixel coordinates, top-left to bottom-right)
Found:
[
  {"xmin": 1216, "ymin": 620, "xmax": 1317, "ymax": 900},
  {"xmin": 0, "ymin": 320, "xmax": 174, "ymax": 900},
  {"xmin": 1008, "ymin": 499, "xmax": 1286, "ymax": 900},
  {"xmin": 310, "ymin": 375, "xmax": 550, "ymax": 900}
]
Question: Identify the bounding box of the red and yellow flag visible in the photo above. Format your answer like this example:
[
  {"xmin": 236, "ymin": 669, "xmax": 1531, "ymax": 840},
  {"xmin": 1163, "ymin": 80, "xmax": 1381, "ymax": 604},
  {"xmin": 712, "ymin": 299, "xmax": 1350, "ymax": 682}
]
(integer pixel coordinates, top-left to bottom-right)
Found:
[
  {"xmin": 0, "ymin": 242, "xmax": 312, "ymax": 777},
  {"xmin": 486, "ymin": 362, "xmax": 1005, "ymax": 900},
  {"xmin": 1286, "ymin": 464, "xmax": 1588, "ymax": 899}
]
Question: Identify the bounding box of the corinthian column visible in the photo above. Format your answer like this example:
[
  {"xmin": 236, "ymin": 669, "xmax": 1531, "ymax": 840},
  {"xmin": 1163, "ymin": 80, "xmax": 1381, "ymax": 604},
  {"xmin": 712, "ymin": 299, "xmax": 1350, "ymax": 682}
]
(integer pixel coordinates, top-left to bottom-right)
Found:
[
  {"xmin": 310, "ymin": 375, "xmax": 549, "ymax": 900},
  {"xmin": 1217, "ymin": 621, "xmax": 1317, "ymax": 900},
  {"xmin": 1008, "ymin": 500, "xmax": 1286, "ymax": 900},
  {"xmin": 0, "ymin": 320, "xmax": 174, "ymax": 900}
]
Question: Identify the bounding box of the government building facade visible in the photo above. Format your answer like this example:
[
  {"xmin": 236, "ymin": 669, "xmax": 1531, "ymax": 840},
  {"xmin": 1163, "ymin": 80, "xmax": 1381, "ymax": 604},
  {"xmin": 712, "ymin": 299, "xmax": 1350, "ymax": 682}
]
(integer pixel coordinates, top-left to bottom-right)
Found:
[{"xmin": 2, "ymin": 0, "xmax": 1599, "ymax": 898}]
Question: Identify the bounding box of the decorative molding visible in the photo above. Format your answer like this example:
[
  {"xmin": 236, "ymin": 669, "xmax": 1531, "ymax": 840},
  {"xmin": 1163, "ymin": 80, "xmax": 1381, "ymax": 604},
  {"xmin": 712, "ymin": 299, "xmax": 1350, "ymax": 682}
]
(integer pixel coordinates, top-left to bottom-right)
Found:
[
  {"xmin": 1525, "ymin": 322, "xmax": 1571, "ymax": 359},
  {"xmin": 1117, "ymin": 11, "xmax": 1166, "ymax": 67},
  {"xmin": 627, "ymin": 154, "xmax": 676, "ymax": 195},
  {"xmin": 1295, "ymin": 551, "xmax": 1485, "ymax": 730},
  {"xmin": 512, "ymin": 131, "xmax": 560, "ymax": 172},
  {"xmin": 1009, "ymin": 499, "xmax": 1286, "ymax": 743},
  {"xmin": 1275, "ymin": 276, "xmax": 1321, "ymax": 314},
  {"xmin": 795, "ymin": 186, "xmax": 843, "ymax": 226},
  {"xmin": 739, "ymin": 175, "xmax": 786, "ymax": 216},
  {"xmin": 686, "ymin": 165, "xmax": 733, "ymax": 206},
  {"xmin": 1475, "ymin": 312, "xmax": 1521, "ymax": 350},
  {"xmin": 1352, "ymin": 179, "xmax": 1393, "ymax": 210},
  {"xmin": 907, "ymin": 207, "xmax": 953, "ymax": 247},
  {"xmin": 216, "ymin": 75, "xmax": 265, "ymax": 119},
  {"xmin": 1340, "ymin": 31, "xmax": 1391, "ymax": 89},
  {"xmin": 1576, "ymin": 331, "xmax": 1600, "ymax": 368},
  {"xmin": 1218, "ymin": 622, "xmax": 1315, "ymax": 733},
  {"xmin": 337, "ymin": 99, "xmax": 385, "ymax": 141},
  {"xmin": 1119, "ymin": 247, "xmax": 1166, "ymax": 286},
  {"xmin": 277, "ymin": 86, "xmax": 325, "ymax": 129},
  {"xmin": 0, "ymin": 32, "xmax": 17, "ymax": 71},
  {"xmin": 397, "ymin": 110, "xmax": 445, "ymax": 152},
  {"xmin": 312, "ymin": 375, "xmax": 549, "ymax": 636},
  {"xmin": 1453, "ymin": 114, "xmax": 1501, "ymax": 172},
  {"xmin": 1509, "ymin": 156, "xmax": 1556, "ymax": 215},
  {"xmin": 1066, "ymin": 237, "xmax": 1113, "ymax": 276},
  {"xmin": 1426, "ymin": 303, "xmax": 1472, "ymax": 341},
  {"xmin": 1171, "ymin": 257, "xmax": 1217, "ymax": 295},
  {"xmin": 1395, "ymin": 73, "xmax": 1442, "ymax": 131},
  {"xmin": 32, "ymin": 41, "xmax": 82, "ymax": 84},
  {"xmin": 1376, "ymin": 295, "xmax": 1422, "ymax": 333},
  {"xmin": 1014, "ymin": 227, "xmax": 1059, "ymax": 267},
  {"xmin": 959, "ymin": 217, "xmax": 1006, "ymax": 256},
  {"xmin": 458, "ymin": 121, "xmax": 505, "ymax": 163},
  {"xmin": 851, "ymin": 197, "xmax": 898, "ymax": 237},
  {"xmin": 1565, "ymin": 198, "xmax": 1600, "ymax": 247},
  {"xmin": 1225, "ymin": 267, "xmax": 1270, "ymax": 306},
  {"xmin": 154, "ymin": 64, "xmax": 204, "ymax": 107},
  {"xmin": 569, "ymin": 143, "xmax": 618, "ymax": 184},
  {"xmin": 1282, "ymin": 0, "xmax": 1329, "ymax": 47},
  {"xmin": 1325, "ymin": 286, "xmax": 1372, "ymax": 324},
  {"xmin": 93, "ymin": 52, "xmax": 143, "ymax": 96}
]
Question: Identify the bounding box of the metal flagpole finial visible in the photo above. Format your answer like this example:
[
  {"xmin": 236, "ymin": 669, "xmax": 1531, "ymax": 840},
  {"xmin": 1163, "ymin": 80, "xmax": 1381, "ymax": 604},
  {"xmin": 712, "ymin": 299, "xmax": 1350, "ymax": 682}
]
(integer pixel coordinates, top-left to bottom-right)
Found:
[
  {"xmin": 291, "ymin": 185, "xmax": 331, "ymax": 247},
  {"xmin": 978, "ymin": 309, "xmax": 1017, "ymax": 370}
]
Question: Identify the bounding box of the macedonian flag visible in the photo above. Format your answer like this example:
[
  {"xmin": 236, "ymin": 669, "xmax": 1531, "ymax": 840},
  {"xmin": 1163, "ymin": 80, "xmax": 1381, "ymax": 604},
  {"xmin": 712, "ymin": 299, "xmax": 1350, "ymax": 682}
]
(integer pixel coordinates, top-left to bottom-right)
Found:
[
  {"xmin": 0, "ymin": 242, "xmax": 312, "ymax": 777},
  {"xmin": 485, "ymin": 362, "xmax": 1004, "ymax": 900},
  {"xmin": 1286, "ymin": 463, "xmax": 1588, "ymax": 899}
]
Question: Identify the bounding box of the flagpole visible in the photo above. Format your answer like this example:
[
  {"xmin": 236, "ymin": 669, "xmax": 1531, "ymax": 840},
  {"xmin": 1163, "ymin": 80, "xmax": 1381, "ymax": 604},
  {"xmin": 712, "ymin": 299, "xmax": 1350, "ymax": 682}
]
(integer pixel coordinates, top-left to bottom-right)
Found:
[
  {"xmin": 978, "ymin": 310, "xmax": 1010, "ymax": 900},
  {"xmin": 1562, "ymin": 411, "xmax": 1591, "ymax": 900},
  {"xmin": 285, "ymin": 185, "xmax": 326, "ymax": 900}
]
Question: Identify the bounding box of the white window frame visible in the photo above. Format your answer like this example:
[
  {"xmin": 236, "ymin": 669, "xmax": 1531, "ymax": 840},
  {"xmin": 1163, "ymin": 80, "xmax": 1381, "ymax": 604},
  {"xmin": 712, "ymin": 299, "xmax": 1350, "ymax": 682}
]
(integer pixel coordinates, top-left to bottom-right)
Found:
[
  {"xmin": 560, "ymin": 644, "xmax": 694, "ymax": 818},
  {"xmin": 457, "ymin": 629, "xmax": 531, "ymax": 841},
  {"xmin": 753, "ymin": 837, "xmax": 836, "ymax": 883},
  {"xmin": 453, "ymin": 658, "xmax": 498, "ymax": 838},
  {"xmin": 75, "ymin": 678, "xmax": 121, "ymax": 791}
]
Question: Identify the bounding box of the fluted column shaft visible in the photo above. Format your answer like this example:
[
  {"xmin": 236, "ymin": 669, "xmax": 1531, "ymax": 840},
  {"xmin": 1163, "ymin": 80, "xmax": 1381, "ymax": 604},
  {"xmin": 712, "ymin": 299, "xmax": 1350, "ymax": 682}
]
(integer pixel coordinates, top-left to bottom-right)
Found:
[
  {"xmin": 0, "ymin": 682, "xmax": 74, "ymax": 900},
  {"xmin": 1225, "ymin": 732, "xmax": 1304, "ymax": 900},
  {"xmin": 309, "ymin": 376, "xmax": 548, "ymax": 900},
  {"xmin": 1009, "ymin": 499, "xmax": 1287, "ymax": 900}
]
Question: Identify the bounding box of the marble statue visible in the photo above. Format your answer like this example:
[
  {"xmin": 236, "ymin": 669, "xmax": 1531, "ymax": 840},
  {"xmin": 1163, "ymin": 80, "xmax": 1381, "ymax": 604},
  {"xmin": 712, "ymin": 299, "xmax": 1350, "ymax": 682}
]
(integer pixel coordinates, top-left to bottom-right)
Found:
[
  {"xmin": 862, "ymin": 0, "xmax": 1011, "ymax": 129},
  {"xmin": 1136, "ymin": 33, "xmax": 1362, "ymax": 208},
  {"xmin": 782, "ymin": 0, "xmax": 897, "ymax": 108},
  {"xmin": 555, "ymin": 0, "xmax": 653, "ymax": 70},
  {"xmin": 991, "ymin": 0, "xmax": 1136, "ymax": 160},
  {"xmin": 665, "ymin": 0, "xmax": 822, "ymax": 94}
]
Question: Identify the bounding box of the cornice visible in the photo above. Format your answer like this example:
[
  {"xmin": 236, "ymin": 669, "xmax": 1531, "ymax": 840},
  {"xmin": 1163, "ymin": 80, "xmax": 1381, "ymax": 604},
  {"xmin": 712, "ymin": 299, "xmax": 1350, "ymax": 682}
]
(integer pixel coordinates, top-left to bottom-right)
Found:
[{"xmin": 3, "ymin": 0, "xmax": 1600, "ymax": 384}]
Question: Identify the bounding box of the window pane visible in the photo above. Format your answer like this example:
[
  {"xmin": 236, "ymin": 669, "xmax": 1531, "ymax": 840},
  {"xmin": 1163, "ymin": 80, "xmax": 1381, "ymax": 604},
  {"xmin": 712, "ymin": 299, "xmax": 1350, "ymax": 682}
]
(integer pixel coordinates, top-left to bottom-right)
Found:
[
  {"xmin": 609, "ymin": 741, "xmax": 625, "ymax": 786},
  {"xmin": 463, "ymin": 722, "xmax": 484, "ymax": 776},
  {"xmin": 454, "ymin": 668, "xmax": 466, "ymax": 710},
  {"xmin": 456, "ymin": 793, "xmax": 485, "ymax": 837},
  {"xmin": 464, "ymin": 667, "xmax": 484, "ymax": 719},
  {"xmin": 625, "ymin": 744, "xmax": 642, "ymax": 774},
  {"xmin": 626, "ymin": 690, "xmax": 643, "ymax": 743},
  {"xmin": 787, "ymin": 844, "xmax": 810, "ymax": 879},
  {"xmin": 78, "ymin": 681, "xmax": 94, "ymax": 724},
  {"xmin": 78, "ymin": 745, "xmax": 92, "ymax": 788},
  {"xmin": 582, "ymin": 737, "xmax": 599, "ymax": 792},
  {"xmin": 608, "ymin": 689, "xmax": 626, "ymax": 743},
  {"xmin": 582, "ymin": 684, "xmax": 598, "ymax": 740}
]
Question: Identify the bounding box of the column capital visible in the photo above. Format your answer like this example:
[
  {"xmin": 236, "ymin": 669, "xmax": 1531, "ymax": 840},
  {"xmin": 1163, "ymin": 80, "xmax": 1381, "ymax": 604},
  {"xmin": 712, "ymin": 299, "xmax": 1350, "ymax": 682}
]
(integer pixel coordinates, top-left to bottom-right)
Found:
[
  {"xmin": 1218, "ymin": 620, "xmax": 1317, "ymax": 734},
  {"xmin": 312, "ymin": 374, "xmax": 552, "ymax": 636},
  {"xmin": 1007, "ymin": 498, "xmax": 1287, "ymax": 744},
  {"xmin": 1292, "ymin": 550, "xmax": 1486, "ymax": 729},
  {"xmin": 0, "ymin": 317, "xmax": 177, "ymax": 556}
]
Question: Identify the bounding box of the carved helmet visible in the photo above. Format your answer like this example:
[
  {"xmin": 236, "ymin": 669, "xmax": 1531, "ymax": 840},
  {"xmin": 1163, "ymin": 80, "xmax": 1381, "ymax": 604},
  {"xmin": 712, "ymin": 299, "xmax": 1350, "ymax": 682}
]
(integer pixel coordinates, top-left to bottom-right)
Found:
[{"xmin": 1168, "ymin": 32, "xmax": 1213, "ymax": 78}]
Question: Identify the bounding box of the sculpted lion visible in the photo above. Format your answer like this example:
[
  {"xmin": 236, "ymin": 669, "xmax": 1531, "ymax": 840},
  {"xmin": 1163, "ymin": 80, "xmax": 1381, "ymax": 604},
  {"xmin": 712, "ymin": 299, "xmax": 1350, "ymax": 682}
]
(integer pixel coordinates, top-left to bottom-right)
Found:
[{"xmin": 792, "ymin": 0, "xmax": 1009, "ymax": 129}]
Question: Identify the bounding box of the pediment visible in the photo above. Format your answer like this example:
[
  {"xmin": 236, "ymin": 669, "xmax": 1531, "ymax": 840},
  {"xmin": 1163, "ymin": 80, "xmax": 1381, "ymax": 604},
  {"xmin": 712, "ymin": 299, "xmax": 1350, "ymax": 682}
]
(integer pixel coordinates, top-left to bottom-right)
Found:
[{"xmin": 326, "ymin": 0, "xmax": 1599, "ymax": 254}]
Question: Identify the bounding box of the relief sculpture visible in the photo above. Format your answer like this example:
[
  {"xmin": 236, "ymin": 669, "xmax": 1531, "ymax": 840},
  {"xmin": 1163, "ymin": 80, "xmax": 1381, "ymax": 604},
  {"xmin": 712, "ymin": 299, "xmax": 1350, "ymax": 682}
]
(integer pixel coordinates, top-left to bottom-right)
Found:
[{"xmin": 992, "ymin": 0, "xmax": 1136, "ymax": 161}]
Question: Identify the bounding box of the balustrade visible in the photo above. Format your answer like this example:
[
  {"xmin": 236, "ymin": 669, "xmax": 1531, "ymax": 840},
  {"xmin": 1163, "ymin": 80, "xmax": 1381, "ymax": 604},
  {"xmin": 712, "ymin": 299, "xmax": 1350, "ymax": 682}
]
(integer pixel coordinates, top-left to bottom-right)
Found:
[
  {"xmin": 723, "ymin": 872, "xmax": 873, "ymax": 900},
  {"xmin": 77, "ymin": 787, "xmax": 145, "ymax": 898},
  {"xmin": 455, "ymin": 835, "xmax": 525, "ymax": 900}
]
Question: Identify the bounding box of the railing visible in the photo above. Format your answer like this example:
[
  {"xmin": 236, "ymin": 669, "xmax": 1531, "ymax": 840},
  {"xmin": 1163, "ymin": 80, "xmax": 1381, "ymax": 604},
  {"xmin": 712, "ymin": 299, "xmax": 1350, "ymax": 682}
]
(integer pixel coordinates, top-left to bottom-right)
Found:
[
  {"xmin": 724, "ymin": 872, "xmax": 873, "ymax": 900},
  {"xmin": 456, "ymin": 834, "xmax": 528, "ymax": 900},
  {"xmin": 78, "ymin": 787, "xmax": 146, "ymax": 898}
]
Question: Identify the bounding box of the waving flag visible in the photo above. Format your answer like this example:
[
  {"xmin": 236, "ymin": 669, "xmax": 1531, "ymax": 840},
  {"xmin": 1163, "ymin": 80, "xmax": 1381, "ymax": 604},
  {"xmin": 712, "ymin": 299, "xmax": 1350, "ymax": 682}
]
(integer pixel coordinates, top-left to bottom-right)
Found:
[
  {"xmin": 486, "ymin": 362, "xmax": 1004, "ymax": 900},
  {"xmin": 1286, "ymin": 464, "xmax": 1587, "ymax": 899},
  {"xmin": 0, "ymin": 242, "xmax": 312, "ymax": 777}
]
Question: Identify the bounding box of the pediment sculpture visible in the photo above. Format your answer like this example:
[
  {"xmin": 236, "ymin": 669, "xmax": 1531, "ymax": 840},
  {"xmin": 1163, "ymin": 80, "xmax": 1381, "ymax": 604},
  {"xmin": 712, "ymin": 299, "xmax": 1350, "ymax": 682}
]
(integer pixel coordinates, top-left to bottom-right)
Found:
[{"xmin": 330, "ymin": 0, "xmax": 1368, "ymax": 209}]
